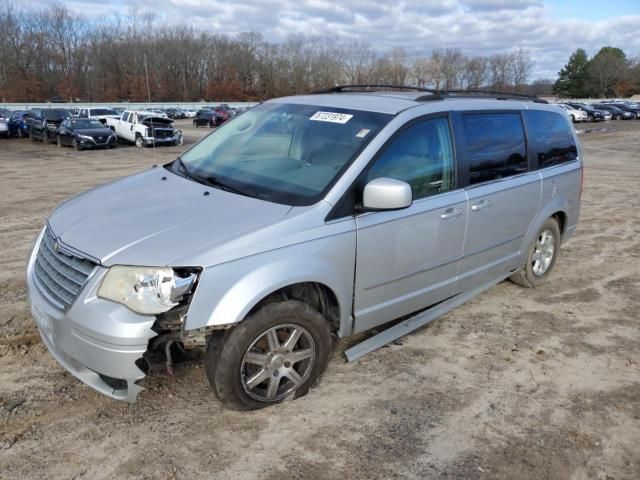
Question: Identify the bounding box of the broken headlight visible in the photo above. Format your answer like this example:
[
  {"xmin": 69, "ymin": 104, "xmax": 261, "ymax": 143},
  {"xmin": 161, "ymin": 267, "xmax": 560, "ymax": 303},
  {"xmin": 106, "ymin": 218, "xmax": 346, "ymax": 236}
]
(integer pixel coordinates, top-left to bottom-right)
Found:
[{"xmin": 98, "ymin": 266, "xmax": 197, "ymax": 315}]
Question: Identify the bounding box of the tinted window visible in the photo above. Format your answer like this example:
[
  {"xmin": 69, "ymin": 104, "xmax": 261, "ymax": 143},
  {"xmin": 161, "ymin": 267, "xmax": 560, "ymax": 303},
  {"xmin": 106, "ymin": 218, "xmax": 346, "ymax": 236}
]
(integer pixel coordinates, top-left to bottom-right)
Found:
[
  {"xmin": 366, "ymin": 117, "xmax": 455, "ymax": 199},
  {"xmin": 524, "ymin": 110, "xmax": 577, "ymax": 169},
  {"xmin": 463, "ymin": 113, "xmax": 527, "ymax": 185}
]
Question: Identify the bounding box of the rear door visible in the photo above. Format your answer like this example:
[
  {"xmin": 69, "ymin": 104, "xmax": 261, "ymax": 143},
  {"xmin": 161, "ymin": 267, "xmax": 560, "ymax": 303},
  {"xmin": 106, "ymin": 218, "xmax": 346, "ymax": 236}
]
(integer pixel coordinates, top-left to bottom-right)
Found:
[
  {"xmin": 455, "ymin": 111, "xmax": 541, "ymax": 291},
  {"xmin": 353, "ymin": 115, "xmax": 467, "ymax": 333}
]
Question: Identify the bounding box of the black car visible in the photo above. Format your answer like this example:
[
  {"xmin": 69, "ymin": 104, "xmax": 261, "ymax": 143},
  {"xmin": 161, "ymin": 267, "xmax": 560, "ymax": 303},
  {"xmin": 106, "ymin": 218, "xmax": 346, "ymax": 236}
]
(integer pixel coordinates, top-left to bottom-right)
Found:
[
  {"xmin": 193, "ymin": 109, "xmax": 224, "ymax": 128},
  {"xmin": 28, "ymin": 108, "xmax": 71, "ymax": 143},
  {"xmin": 594, "ymin": 104, "xmax": 634, "ymax": 120},
  {"xmin": 600, "ymin": 103, "xmax": 640, "ymax": 119},
  {"xmin": 56, "ymin": 118, "xmax": 118, "ymax": 151},
  {"xmin": 565, "ymin": 103, "xmax": 609, "ymax": 122},
  {"xmin": 166, "ymin": 108, "xmax": 186, "ymax": 120}
]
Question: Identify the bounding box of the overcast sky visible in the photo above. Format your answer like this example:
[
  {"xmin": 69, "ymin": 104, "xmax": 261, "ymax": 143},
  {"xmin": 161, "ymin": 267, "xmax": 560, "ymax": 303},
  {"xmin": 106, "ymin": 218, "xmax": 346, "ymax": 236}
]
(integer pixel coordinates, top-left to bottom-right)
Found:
[{"xmin": 36, "ymin": 0, "xmax": 640, "ymax": 79}]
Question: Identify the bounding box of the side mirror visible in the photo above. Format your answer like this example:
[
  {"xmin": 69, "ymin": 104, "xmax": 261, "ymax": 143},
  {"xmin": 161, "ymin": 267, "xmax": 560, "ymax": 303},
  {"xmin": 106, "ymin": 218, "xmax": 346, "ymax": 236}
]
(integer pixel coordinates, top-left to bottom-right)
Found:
[{"xmin": 362, "ymin": 177, "xmax": 412, "ymax": 211}]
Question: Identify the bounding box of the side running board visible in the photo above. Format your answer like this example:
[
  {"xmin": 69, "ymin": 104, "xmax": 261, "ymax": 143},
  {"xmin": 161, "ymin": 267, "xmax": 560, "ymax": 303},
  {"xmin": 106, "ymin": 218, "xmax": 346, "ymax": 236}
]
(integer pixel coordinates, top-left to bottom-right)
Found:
[{"xmin": 344, "ymin": 274, "xmax": 511, "ymax": 362}]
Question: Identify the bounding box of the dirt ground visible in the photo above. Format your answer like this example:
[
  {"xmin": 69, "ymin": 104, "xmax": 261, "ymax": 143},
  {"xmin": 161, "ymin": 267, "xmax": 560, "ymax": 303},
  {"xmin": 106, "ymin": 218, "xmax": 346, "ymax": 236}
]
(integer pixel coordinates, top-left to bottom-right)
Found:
[{"xmin": 0, "ymin": 118, "xmax": 638, "ymax": 480}]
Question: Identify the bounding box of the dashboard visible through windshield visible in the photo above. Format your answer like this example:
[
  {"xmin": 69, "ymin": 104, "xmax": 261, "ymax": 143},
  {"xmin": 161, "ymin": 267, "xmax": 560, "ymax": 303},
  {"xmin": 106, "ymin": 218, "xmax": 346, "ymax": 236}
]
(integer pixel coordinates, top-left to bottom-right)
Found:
[{"xmin": 175, "ymin": 102, "xmax": 392, "ymax": 205}]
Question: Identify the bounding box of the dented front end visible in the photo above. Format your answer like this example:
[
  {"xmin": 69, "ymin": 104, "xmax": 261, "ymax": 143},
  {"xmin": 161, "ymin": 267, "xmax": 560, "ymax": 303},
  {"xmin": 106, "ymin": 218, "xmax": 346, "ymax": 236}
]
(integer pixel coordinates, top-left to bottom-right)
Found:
[{"xmin": 26, "ymin": 226, "xmax": 201, "ymax": 402}]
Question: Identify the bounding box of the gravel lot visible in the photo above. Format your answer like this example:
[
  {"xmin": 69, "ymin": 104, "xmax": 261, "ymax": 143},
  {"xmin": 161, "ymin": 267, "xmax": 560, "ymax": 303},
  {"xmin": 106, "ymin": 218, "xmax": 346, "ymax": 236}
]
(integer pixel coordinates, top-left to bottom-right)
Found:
[{"xmin": 0, "ymin": 119, "xmax": 639, "ymax": 479}]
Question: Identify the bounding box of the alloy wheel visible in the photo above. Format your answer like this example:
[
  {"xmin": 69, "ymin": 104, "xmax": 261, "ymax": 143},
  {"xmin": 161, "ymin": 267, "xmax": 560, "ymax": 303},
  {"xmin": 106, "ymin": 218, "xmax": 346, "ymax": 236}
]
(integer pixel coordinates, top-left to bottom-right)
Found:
[
  {"xmin": 240, "ymin": 324, "xmax": 315, "ymax": 402},
  {"xmin": 532, "ymin": 229, "xmax": 555, "ymax": 276}
]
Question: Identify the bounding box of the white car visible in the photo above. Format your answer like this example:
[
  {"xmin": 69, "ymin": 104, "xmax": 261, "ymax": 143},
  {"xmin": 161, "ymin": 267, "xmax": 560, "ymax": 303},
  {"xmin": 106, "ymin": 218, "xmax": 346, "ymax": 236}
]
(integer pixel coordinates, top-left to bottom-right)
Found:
[
  {"xmin": 77, "ymin": 107, "xmax": 121, "ymax": 125},
  {"xmin": 558, "ymin": 104, "xmax": 588, "ymax": 123},
  {"xmin": 183, "ymin": 110, "xmax": 197, "ymax": 118}
]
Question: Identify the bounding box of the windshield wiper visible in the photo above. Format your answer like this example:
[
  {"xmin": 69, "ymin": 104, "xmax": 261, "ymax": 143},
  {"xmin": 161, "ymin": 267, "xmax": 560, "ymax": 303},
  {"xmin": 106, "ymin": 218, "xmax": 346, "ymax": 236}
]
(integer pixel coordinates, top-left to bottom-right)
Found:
[{"xmin": 173, "ymin": 157, "xmax": 255, "ymax": 198}]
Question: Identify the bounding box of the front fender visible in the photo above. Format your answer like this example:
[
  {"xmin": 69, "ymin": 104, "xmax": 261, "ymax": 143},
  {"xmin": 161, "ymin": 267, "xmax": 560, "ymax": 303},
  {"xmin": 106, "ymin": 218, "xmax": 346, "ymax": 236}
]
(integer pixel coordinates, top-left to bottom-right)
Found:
[{"xmin": 184, "ymin": 230, "xmax": 356, "ymax": 336}]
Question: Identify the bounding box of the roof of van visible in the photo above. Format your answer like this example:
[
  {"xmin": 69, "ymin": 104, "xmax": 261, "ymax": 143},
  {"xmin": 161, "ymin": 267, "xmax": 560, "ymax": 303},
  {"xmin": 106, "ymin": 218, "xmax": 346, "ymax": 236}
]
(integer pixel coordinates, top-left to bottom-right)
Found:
[{"xmin": 270, "ymin": 91, "xmax": 553, "ymax": 115}]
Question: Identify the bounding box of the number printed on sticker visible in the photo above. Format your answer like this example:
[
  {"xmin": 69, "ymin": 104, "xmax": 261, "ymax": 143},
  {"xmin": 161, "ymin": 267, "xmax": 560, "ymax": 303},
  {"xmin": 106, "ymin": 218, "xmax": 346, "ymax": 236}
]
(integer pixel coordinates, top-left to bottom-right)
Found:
[{"xmin": 310, "ymin": 111, "xmax": 353, "ymax": 124}]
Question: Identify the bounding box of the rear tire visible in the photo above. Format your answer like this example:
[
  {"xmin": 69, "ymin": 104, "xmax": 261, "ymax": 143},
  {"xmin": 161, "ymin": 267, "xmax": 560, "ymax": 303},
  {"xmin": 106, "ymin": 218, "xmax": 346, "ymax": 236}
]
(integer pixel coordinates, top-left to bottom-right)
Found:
[
  {"xmin": 510, "ymin": 218, "xmax": 561, "ymax": 288},
  {"xmin": 207, "ymin": 300, "xmax": 332, "ymax": 410},
  {"xmin": 57, "ymin": 135, "xmax": 62, "ymax": 148}
]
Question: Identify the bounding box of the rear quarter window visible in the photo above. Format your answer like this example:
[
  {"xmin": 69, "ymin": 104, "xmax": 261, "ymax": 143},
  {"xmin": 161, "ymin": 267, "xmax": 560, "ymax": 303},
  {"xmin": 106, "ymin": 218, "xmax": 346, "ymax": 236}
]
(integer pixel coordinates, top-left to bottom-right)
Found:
[
  {"xmin": 462, "ymin": 113, "xmax": 527, "ymax": 186},
  {"xmin": 523, "ymin": 110, "xmax": 577, "ymax": 169}
]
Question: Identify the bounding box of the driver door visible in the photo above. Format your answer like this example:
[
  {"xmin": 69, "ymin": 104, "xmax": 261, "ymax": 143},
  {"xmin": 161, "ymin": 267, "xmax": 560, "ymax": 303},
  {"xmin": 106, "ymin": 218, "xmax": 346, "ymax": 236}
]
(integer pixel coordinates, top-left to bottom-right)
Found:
[{"xmin": 353, "ymin": 116, "xmax": 467, "ymax": 334}]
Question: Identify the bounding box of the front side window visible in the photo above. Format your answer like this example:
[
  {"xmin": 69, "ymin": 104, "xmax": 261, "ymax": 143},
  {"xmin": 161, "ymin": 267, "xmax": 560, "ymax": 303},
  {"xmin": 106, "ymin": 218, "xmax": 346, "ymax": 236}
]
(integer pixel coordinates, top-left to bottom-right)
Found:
[
  {"xmin": 523, "ymin": 110, "xmax": 577, "ymax": 169},
  {"xmin": 365, "ymin": 117, "xmax": 455, "ymax": 199},
  {"xmin": 178, "ymin": 102, "xmax": 392, "ymax": 205},
  {"xmin": 463, "ymin": 113, "xmax": 527, "ymax": 185}
]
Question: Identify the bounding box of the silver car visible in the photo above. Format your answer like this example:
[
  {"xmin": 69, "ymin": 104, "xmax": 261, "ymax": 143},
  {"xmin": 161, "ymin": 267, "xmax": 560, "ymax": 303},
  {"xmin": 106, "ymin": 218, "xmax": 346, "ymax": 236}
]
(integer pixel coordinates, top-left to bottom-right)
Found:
[{"xmin": 27, "ymin": 87, "xmax": 582, "ymax": 409}]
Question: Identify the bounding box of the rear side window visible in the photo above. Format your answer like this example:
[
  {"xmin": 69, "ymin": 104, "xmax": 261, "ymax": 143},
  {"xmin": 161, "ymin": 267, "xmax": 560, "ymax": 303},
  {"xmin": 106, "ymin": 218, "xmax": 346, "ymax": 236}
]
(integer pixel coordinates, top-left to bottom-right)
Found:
[
  {"xmin": 462, "ymin": 113, "xmax": 527, "ymax": 185},
  {"xmin": 523, "ymin": 111, "xmax": 577, "ymax": 169}
]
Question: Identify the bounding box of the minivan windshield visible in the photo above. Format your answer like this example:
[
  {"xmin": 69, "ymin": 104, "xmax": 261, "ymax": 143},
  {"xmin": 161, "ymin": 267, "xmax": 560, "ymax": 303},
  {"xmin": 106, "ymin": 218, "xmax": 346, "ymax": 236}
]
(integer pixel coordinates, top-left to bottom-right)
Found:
[{"xmin": 176, "ymin": 102, "xmax": 392, "ymax": 205}]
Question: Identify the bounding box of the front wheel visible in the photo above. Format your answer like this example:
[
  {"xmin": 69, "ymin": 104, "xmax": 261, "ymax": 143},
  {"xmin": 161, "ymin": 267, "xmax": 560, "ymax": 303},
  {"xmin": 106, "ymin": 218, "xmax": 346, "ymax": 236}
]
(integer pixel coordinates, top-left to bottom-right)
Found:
[
  {"xmin": 510, "ymin": 218, "xmax": 561, "ymax": 288},
  {"xmin": 207, "ymin": 300, "xmax": 332, "ymax": 410},
  {"xmin": 135, "ymin": 135, "xmax": 144, "ymax": 148},
  {"xmin": 616, "ymin": 114, "xmax": 622, "ymax": 120},
  {"xmin": 57, "ymin": 135, "xmax": 62, "ymax": 148},
  {"xmin": 72, "ymin": 138, "xmax": 82, "ymax": 151}
]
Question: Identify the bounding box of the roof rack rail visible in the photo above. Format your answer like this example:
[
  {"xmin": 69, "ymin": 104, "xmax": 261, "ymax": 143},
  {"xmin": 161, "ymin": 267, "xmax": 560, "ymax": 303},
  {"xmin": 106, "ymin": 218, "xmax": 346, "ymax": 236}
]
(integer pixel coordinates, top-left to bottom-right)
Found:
[
  {"xmin": 415, "ymin": 89, "xmax": 548, "ymax": 103},
  {"xmin": 311, "ymin": 84, "xmax": 547, "ymax": 104},
  {"xmin": 312, "ymin": 84, "xmax": 442, "ymax": 94}
]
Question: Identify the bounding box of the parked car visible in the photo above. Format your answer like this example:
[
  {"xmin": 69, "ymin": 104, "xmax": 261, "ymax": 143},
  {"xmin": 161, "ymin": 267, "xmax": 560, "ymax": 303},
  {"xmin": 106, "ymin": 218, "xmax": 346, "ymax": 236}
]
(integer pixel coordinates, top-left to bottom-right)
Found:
[
  {"xmin": 183, "ymin": 109, "xmax": 197, "ymax": 118},
  {"xmin": 56, "ymin": 118, "xmax": 118, "ymax": 151},
  {"xmin": 565, "ymin": 103, "xmax": 610, "ymax": 122},
  {"xmin": 593, "ymin": 104, "xmax": 634, "ymax": 120},
  {"xmin": 106, "ymin": 110, "xmax": 182, "ymax": 147},
  {"xmin": 147, "ymin": 109, "xmax": 169, "ymax": 119},
  {"xmin": 0, "ymin": 110, "xmax": 9, "ymax": 138},
  {"xmin": 28, "ymin": 108, "xmax": 71, "ymax": 143},
  {"xmin": 193, "ymin": 109, "xmax": 224, "ymax": 127},
  {"xmin": 166, "ymin": 108, "xmax": 186, "ymax": 120},
  {"xmin": 8, "ymin": 111, "xmax": 30, "ymax": 138},
  {"xmin": 27, "ymin": 87, "xmax": 582, "ymax": 409},
  {"xmin": 76, "ymin": 107, "xmax": 121, "ymax": 125},
  {"xmin": 599, "ymin": 102, "xmax": 640, "ymax": 119},
  {"xmin": 557, "ymin": 104, "xmax": 587, "ymax": 122}
]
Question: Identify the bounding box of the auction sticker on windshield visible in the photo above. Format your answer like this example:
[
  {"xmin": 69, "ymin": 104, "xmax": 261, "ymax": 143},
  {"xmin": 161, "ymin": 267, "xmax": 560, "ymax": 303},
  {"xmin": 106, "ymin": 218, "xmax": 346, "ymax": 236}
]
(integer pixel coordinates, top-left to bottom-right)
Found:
[{"xmin": 310, "ymin": 111, "xmax": 353, "ymax": 124}]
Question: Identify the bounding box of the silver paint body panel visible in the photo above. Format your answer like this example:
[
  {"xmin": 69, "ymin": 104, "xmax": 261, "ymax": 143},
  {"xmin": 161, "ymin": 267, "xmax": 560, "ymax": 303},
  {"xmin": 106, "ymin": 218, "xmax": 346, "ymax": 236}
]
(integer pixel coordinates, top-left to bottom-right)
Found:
[{"xmin": 26, "ymin": 93, "xmax": 582, "ymax": 401}]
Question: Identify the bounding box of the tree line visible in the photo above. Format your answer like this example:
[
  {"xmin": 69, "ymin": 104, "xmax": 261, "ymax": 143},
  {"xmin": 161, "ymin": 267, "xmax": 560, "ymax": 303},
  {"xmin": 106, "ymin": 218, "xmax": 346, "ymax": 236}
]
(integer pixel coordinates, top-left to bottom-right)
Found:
[
  {"xmin": 554, "ymin": 47, "xmax": 640, "ymax": 98},
  {"xmin": 0, "ymin": 4, "xmax": 545, "ymax": 102}
]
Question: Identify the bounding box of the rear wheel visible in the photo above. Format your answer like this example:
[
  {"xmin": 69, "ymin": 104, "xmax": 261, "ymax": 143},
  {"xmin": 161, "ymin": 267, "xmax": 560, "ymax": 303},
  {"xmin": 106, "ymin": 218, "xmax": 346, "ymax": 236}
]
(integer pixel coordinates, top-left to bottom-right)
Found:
[
  {"xmin": 57, "ymin": 135, "xmax": 62, "ymax": 148},
  {"xmin": 41, "ymin": 129, "xmax": 48, "ymax": 143},
  {"xmin": 616, "ymin": 114, "xmax": 622, "ymax": 120},
  {"xmin": 207, "ymin": 300, "xmax": 332, "ymax": 410},
  {"xmin": 510, "ymin": 218, "xmax": 561, "ymax": 288}
]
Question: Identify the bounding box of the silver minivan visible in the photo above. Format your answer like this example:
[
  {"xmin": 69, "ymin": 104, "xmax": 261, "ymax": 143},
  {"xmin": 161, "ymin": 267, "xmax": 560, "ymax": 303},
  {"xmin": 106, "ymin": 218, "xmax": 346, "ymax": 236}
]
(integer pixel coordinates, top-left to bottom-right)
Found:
[{"xmin": 27, "ymin": 87, "xmax": 582, "ymax": 409}]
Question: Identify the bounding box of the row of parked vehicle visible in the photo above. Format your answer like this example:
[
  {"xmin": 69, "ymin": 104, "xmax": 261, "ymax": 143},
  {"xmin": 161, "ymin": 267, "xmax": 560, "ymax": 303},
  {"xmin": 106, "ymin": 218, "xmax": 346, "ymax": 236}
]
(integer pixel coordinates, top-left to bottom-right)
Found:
[
  {"xmin": 0, "ymin": 104, "xmax": 246, "ymax": 151},
  {"xmin": 557, "ymin": 100, "xmax": 640, "ymax": 122}
]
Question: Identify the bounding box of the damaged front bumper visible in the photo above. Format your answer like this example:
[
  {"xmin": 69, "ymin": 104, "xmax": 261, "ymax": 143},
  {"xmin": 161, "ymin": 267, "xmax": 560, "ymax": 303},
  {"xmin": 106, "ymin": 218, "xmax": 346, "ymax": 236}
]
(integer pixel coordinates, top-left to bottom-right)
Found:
[
  {"xmin": 142, "ymin": 132, "xmax": 182, "ymax": 146},
  {"xmin": 26, "ymin": 230, "xmax": 156, "ymax": 402}
]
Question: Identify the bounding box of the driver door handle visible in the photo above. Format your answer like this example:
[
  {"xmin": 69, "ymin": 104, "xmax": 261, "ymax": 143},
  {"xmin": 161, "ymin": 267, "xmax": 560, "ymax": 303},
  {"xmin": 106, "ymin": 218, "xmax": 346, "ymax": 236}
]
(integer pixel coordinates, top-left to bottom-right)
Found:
[{"xmin": 440, "ymin": 207, "xmax": 464, "ymax": 220}]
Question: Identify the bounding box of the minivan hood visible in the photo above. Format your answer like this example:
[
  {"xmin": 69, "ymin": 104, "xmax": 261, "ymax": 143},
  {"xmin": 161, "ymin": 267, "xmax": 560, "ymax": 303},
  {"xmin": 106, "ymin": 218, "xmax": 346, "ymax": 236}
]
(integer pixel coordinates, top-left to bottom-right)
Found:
[{"xmin": 48, "ymin": 167, "xmax": 292, "ymax": 266}]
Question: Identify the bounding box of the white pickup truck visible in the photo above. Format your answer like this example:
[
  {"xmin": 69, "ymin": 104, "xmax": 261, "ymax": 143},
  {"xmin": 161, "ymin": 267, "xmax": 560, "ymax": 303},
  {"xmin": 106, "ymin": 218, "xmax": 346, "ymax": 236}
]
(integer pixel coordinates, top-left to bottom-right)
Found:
[
  {"xmin": 76, "ymin": 107, "xmax": 120, "ymax": 125},
  {"xmin": 106, "ymin": 110, "xmax": 182, "ymax": 148}
]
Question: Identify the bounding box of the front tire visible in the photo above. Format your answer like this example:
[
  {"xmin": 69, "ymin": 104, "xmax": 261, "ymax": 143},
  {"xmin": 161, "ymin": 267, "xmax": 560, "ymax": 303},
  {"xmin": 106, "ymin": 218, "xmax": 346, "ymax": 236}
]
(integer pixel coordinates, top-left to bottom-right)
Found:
[
  {"xmin": 207, "ymin": 300, "xmax": 332, "ymax": 410},
  {"xmin": 72, "ymin": 138, "xmax": 82, "ymax": 151},
  {"xmin": 510, "ymin": 218, "xmax": 561, "ymax": 288},
  {"xmin": 135, "ymin": 135, "xmax": 144, "ymax": 148},
  {"xmin": 57, "ymin": 135, "xmax": 63, "ymax": 148}
]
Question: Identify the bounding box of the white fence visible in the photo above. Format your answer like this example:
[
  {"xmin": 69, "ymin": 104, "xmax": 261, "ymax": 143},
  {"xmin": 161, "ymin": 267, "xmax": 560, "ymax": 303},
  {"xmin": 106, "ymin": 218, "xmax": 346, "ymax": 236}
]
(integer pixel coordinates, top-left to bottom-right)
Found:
[{"xmin": 0, "ymin": 101, "xmax": 259, "ymax": 111}]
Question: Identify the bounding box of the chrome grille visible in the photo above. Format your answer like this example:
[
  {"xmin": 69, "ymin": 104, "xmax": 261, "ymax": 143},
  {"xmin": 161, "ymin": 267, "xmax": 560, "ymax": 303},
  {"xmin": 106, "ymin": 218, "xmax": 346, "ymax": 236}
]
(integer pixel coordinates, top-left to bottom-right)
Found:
[{"xmin": 33, "ymin": 227, "xmax": 97, "ymax": 310}]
